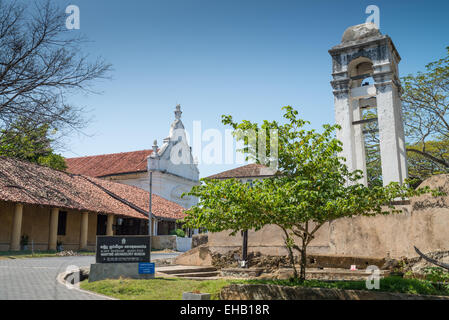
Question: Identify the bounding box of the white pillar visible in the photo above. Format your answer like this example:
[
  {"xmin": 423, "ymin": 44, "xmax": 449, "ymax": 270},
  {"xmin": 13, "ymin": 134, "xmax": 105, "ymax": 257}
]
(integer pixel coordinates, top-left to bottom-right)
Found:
[
  {"xmin": 106, "ymin": 215, "xmax": 114, "ymax": 236},
  {"xmin": 10, "ymin": 204, "xmax": 23, "ymax": 251},
  {"xmin": 352, "ymin": 99, "xmax": 368, "ymax": 186},
  {"xmin": 49, "ymin": 208, "xmax": 59, "ymax": 251},
  {"xmin": 153, "ymin": 219, "xmax": 158, "ymax": 236},
  {"xmin": 80, "ymin": 212, "xmax": 88, "ymax": 250},
  {"xmin": 394, "ymin": 87, "xmax": 409, "ymax": 183},
  {"xmin": 376, "ymin": 82, "xmax": 407, "ymax": 185},
  {"xmin": 335, "ymin": 92, "xmax": 356, "ymax": 174}
]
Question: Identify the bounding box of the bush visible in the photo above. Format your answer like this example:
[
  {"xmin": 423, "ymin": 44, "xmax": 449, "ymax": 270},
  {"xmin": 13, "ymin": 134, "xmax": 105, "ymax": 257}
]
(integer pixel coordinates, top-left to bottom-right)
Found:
[
  {"xmin": 244, "ymin": 276, "xmax": 449, "ymax": 296},
  {"xmin": 424, "ymin": 267, "xmax": 449, "ymax": 283},
  {"xmin": 169, "ymin": 229, "xmax": 185, "ymax": 237}
]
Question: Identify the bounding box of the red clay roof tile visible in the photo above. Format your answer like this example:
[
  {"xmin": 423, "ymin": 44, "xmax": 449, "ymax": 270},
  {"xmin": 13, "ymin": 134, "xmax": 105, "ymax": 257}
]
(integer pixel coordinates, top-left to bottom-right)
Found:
[
  {"xmin": 65, "ymin": 150, "xmax": 152, "ymax": 177},
  {"xmin": 0, "ymin": 157, "xmax": 184, "ymax": 221},
  {"xmin": 206, "ymin": 163, "xmax": 277, "ymax": 179}
]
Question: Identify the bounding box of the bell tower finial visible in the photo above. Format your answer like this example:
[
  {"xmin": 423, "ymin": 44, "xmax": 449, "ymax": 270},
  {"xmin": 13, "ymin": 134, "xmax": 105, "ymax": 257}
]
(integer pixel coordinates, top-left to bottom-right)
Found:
[
  {"xmin": 175, "ymin": 104, "xmax": 182, "ymax": 120},
  {"xmin": 152, "ymin": 140, "xmax": 159, "ymax": 156}
]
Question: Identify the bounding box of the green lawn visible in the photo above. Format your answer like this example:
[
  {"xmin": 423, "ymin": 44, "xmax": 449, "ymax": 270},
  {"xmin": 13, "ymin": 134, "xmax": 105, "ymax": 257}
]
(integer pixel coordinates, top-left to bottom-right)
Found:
[
  {"xmin": 80, "ymin": 277, "xmax": 234, "ymax": 300},
  {"xmin": 0, "ymin": 250, "xmax": 95, "ymax": 259},
  {"xmin": 80, "ymin": 276, "xmax": 449, "ymax": 300}
]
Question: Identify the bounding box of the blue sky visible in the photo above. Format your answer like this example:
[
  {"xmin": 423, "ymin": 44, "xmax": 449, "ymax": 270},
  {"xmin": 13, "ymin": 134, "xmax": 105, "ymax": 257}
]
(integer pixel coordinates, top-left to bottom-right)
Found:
[{"xmin": 60, "ymin": 0, "xmax": 449, "ymax": 177}]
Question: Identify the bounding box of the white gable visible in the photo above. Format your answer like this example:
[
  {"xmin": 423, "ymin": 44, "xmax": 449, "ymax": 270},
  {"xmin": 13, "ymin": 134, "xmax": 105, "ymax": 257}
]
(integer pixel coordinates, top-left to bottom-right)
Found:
[{"xmin": 147, "ymin": 105, "xmax": 199, "ymax": 208}]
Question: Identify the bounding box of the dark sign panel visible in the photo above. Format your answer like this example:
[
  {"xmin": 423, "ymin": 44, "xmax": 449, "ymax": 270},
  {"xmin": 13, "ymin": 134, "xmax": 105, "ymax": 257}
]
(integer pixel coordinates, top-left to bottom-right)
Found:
[{"xmin": 96, "ymin": 236, "xmax": 150, "ymax": 263}]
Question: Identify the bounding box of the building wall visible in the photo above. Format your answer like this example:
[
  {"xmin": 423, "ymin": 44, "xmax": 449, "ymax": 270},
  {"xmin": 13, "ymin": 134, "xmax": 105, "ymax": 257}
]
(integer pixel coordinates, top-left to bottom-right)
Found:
[
  {"xmin": 208, "ymin": 204, "xmax": 449, "ymax": 259},
  {"xmin": 0, "ymin": 201, "xmax": 99, "ymax": 251},
  {"xmin": 21, "ymin": 205, "xmax": 51, "ymax": 250},
  {"xmin": 104, "ymin": 171, "xmax": 198, "ymax": 209},
  {"xmin": 0, "ymin": 202, "xmax": 14, "ymax": 251},
  {"xmin": 56, "ymin": 210, "xmax": 98, "ymax": 251}
]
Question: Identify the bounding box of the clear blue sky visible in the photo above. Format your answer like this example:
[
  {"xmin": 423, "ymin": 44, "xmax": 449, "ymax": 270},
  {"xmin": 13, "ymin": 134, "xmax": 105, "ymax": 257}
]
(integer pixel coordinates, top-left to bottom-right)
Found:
[{"xmin": 60, "ymin": 0, "xmax": 449, "ymax": 178}]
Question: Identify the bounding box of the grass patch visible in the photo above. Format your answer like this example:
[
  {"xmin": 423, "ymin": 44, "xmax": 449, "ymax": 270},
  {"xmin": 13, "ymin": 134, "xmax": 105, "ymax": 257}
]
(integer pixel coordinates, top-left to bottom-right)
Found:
[
  {"xmin": 80, "ymin": 277, "xmax": 236, "ymax": 300},
  {"xmin": 0, "ymin": 250, "xmax": 95, "ymax": 259},
  {"xmin": 80, "ymin": 276, "xmax": 449, "ymax": 300}
]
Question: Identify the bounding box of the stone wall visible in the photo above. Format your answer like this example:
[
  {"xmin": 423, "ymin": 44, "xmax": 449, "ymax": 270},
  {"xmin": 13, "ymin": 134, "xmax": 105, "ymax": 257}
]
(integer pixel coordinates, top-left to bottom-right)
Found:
[
  {"xmin": 174, "ymin": 245, "xmax": 213, "ymax": 266},
  {"xmin": 152, "ymin": 235, "xmax": 177, "ymax": 250},
  {"xmin": 192, "ymin": 234, "xmax": 208, "ymax": 249},
  {"xmin": 220, "ymin": 284, "xmax": 449, "ymax": 300},
  {"xmin": 208, "ymin": 179, "xmax": 449, "ymax": 259}
]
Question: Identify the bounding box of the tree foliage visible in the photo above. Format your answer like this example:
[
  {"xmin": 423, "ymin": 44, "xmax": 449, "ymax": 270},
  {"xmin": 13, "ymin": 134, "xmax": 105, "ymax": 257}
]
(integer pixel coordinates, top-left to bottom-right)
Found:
[
  {"xmin": 184, "ymin": 107, "xmax": 436, "ymax": 280},
  {"xmin": 0, "ymin": 117, "xmax": 67, "ymax": 170},
  {"xmin": 402, "ymin": 47, "xmax": 449, "ymax": 181}
]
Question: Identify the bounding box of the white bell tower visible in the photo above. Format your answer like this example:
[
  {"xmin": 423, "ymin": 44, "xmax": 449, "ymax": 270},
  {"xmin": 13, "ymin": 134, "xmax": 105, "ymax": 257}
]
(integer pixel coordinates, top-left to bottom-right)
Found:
[{"xmin": 329, "ymin": 23, "xmax": 408, "ymax": 186}]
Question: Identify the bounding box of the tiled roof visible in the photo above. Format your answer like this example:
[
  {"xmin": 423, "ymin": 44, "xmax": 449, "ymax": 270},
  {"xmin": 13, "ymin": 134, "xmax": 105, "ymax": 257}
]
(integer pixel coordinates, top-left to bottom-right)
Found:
[
  {"xmin": 206, "ymin": 163, "xmax": 277, "ymax": 180},
  {"xmin": 65, "ymin": 150, "xmax": 153, "ymax": 177},
  {"xmin": 0, "ymin": 157, "xmax": 184, "ymax": 221}
]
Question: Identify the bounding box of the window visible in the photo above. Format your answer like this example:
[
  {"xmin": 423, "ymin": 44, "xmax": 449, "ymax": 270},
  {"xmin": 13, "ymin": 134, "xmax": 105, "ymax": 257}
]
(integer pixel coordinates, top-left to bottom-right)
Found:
[{"xmin": 57, "ymin": 211, "xmax": 67, "ymax": 236}]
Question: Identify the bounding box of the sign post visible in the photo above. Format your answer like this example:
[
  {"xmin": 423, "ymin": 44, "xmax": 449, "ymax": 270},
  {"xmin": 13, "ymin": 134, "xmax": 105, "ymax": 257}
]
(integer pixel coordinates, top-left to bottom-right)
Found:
[
  {"xmin": 90, "ymin": 235, "xmax": 155, "ymax": 282},
  {"xmin": 96, "ymin": 236, "xmax": 151, "ymax": 263},
  {"xmin": 149, "ymin": 171, "xmax": 153, "ymax": 263}
]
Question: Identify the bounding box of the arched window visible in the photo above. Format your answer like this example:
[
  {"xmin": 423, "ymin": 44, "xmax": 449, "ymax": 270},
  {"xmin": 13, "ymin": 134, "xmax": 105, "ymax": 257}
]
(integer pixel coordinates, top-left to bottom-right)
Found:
[{"xmin": 348, "ymin": 58, "xmax": 374, "ymax": 88}]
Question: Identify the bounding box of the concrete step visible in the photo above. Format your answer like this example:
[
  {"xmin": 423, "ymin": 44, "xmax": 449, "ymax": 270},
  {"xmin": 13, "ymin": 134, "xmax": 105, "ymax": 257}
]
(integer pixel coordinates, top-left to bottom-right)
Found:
[
  {"xmin": 173, "ymin": 271, "xmax": 221, "ymax": 278},
  {"xmin": 176, "ymin": 276, "xmax": 222, "ymax": 280},
  {"xmin": 157, "ymin": 265, "xmax": 217, "ymax": 275},
  {"xmin": 298, "ymin": 268, "xmax": 390, "ymax": 281}
]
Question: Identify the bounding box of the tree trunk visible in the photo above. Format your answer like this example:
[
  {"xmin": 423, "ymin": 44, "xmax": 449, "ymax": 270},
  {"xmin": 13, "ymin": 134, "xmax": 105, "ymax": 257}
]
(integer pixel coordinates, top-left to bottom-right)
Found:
[
  {"xmin": 285, "ymin": 241, "xmax": 298, "ymax": 279},
  {"xmin": 281, "ymin": 228, "xmax": 298, "ymax": 279},
  {"xmin": 241, "ymin": 230, "xmax": 248, "ymax": 268},
  {"xmin": 299, "ymin": 238, "xmax": 307, "ymax": 282}
]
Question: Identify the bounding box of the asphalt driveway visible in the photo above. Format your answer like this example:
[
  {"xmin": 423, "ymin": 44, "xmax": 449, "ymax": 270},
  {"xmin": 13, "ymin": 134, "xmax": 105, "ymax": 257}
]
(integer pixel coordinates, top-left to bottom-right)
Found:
[{"xmin": 0, "ymin": 253, "xmax": 180, "ymax": 300}]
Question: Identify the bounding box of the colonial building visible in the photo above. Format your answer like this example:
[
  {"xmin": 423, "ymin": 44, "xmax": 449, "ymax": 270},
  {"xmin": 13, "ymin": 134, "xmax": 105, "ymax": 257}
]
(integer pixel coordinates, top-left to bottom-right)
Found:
[
  {"xmin": 0, "ymin": 156, "xmax": 185, "ymax": 251},
  {"xmin": 65, "ymin": 105, "xmax": 199, "ymax": 209}
]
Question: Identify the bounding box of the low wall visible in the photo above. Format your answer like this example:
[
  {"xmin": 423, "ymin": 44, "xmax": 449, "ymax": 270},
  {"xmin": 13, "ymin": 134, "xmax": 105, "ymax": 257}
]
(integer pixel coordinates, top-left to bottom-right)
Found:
[
  {"xmin": 220, "ymin": 284, "xmax": 449, "ymax": 300},
  {"xmin": 152, "ymin": 235, "xmax": 176, "ymax": 250},
  {"xmin": 89, "ymin": 263, "xmax": 154, "ymax": 282},
  {"xmin": 207, "ymin": 175, "xmax": 449, "ymax": 259},
  {"xmin": 208, "ymin": 202, "xmax": 449, "ymax": 259},
  {"xmin": 192, "ymin": 234, "xmax": 208, "ymax": 249},
  {"xmin": 176, "ymin": 237, "xmax": 192, "ymax": 252},
  {"xmin": 174, "ymin": 245, "xmax": 213, "ymax": 266}
]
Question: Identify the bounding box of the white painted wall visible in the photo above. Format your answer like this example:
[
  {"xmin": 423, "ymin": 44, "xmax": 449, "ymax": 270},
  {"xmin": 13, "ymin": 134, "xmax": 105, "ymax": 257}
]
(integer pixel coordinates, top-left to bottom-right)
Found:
[{"xmin": 176, "ymin": 236, "xmax": 192, "ymax": 252}]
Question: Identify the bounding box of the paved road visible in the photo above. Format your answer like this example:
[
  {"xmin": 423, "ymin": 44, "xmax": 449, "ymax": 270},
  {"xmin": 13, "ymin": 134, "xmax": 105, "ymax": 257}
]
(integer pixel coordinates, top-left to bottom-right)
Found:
[{"xmin": 0, "ymin": 253, "xmax": 180, "ymax": 300}]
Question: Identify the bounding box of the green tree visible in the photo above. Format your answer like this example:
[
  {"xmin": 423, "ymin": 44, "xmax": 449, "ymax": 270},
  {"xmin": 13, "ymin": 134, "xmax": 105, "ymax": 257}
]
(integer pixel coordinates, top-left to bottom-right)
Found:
[
  {"xmin": 0, "ymin": 118, "xmax": 67, "ymax": 170},
  {"xmin": 184, "ymin": 106, "xmax": 436, "ymax": 281}
]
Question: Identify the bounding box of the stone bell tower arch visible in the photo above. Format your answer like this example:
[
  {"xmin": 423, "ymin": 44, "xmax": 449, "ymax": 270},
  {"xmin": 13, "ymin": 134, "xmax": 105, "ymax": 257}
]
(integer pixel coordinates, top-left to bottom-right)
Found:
[{"xmin": 329, "ymin": 23, "xmax": 408, "ymax": 186}]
